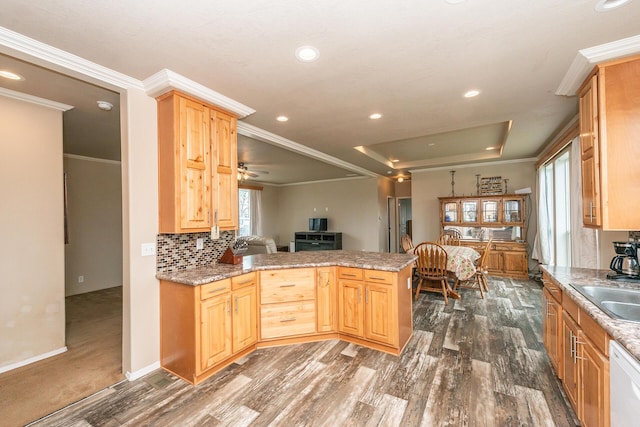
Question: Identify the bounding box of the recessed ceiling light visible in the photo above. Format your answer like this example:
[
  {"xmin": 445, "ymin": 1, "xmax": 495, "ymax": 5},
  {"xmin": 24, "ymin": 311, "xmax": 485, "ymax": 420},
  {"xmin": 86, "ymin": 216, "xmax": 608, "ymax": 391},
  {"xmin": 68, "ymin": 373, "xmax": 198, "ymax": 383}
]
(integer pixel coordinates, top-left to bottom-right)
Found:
[
  {"xmin": 486, "ymin": 146, "xmax": 497, "ymax": 151},
  {"xmin": 369, "ymin": 113, "xmax": 383, "ymax": 120},
  {"xmin": 387, "ymin": 171, "xmax": 393, "ymax": 174},
  {"xmin": 464, "ymin": 90, "xmax": 480, "ymax": 98},
  {"xmin": 595, "ymin": 0, "xmax": 631, "ymax": 11},
  {"xmin": 295, "ymin": 46, "xmax": 320, "ymax": 62},
  {"xmin": 0, "ymin": 70, "xmax": 24, "ymax": 80},
  {"xmin": 397, "ymin": 177, "xmax": 404, "ymax": 183},
  {"xmin": 428, "ymin": 143, "xmax": 436, "ymax": 147},
  {"xmin": 97, "ymin": 101, "xmax": 113, "ymax": 111},
  {"xmin": 276, "ymin": 115, "xmax": 289, "ymax": 122},
  {"xmin": 391, "ymin": 159, "xmax": 400, "ymax": 163}
]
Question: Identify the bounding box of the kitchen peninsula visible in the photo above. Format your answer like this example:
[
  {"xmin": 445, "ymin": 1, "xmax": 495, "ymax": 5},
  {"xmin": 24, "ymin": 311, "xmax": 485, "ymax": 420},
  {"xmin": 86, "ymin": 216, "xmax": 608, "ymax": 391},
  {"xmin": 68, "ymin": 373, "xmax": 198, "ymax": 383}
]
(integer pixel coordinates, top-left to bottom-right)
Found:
[{"xmin": 157, "ymin": 250, "xmax": 416, "ymax": 385}]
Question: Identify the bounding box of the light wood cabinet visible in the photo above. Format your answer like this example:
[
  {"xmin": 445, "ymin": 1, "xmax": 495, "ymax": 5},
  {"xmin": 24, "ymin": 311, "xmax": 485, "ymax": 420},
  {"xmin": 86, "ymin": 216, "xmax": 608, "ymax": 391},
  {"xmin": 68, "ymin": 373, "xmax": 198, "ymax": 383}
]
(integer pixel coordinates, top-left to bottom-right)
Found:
[
  {"xmin": 337, "ymin": 268, "xmax": 398, "ymax": 347},
  {"xmin": 160, "ymin": 273, "xmax": 256, "ymax": 385},
  {"xmin": 461, "ymin": 240, "xmax": 528, "ymax": 279},
  {"xmin": 543, "ymin": 272, "xmax": 610, "ymax": 427},
  {"xmin": 542, "ymin": 282, "xmax": 562, "ymax": 378},
  {"xmin": 316, "ymin": 267, "xmax": 337, "ymax": 332},
  {"xmin": 439, "ymin": 195, "xmax": 525, "ymax": 227},
  {"xmin": 578, "ymin": 55, "xmax": 640, "ymax": 230},
  {"xmin": 157, "ymin": 91, "xmax": 238, "ymax": 234}
]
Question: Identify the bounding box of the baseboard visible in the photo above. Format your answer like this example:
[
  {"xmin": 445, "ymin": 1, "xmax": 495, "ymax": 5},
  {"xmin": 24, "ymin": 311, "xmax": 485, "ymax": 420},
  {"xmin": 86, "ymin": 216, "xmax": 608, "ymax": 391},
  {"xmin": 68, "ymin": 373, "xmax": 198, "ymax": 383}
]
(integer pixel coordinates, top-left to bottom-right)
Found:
[
  {"xmin": 126, "ymin": 361, "xmax": 161, "ymax": 381},
  {"xmin": 0, "ymin": 346, "xmax": 68, "ymax": 374}
]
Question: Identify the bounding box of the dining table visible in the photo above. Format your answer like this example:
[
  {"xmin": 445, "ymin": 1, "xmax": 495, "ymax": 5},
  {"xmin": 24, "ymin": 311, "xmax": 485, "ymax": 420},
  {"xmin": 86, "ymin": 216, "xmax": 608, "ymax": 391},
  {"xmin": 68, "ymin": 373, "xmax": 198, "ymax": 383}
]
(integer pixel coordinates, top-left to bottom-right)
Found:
[{"xmin": 440, "ymin": 244, "xmax": 481, "ymax": 299}]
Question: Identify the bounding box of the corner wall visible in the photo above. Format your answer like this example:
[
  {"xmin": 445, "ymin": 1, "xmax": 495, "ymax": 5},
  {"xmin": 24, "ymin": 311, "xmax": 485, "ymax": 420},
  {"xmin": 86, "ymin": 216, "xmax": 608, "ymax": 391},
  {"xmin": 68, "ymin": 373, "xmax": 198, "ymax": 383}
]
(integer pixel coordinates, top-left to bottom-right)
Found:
[{"xmin": 0, "ymin": 95, "xmax": 66, "ymax": 369}]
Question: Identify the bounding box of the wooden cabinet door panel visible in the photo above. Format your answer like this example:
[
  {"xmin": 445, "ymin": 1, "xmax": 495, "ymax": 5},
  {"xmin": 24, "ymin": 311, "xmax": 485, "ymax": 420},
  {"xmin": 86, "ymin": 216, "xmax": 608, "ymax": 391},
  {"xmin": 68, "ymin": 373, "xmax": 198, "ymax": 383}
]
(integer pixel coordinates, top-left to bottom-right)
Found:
[
  {"xmin": 260, "ymin": 301, "xmax": 316, "ymax": 339},
  {"xmin": 580, "ymin": 335, "xmax": 609, "ymax": 427},
  {"xmin": 364, "ymin": 283, "xmax": 394, "ymax": 345},
  {"xmin": 579, "ymin": 74, "xmax": 601, "ymax": 227},
  {"xmin": 232, "ymin": 285, "xmax": 257, "ymax": 353},
  {"xmin": 543, "ymin": 288, "xmax": 562, "ymax": 377},
  {"xmin": 317, "ymin": 268, "xmax": 336, "ymax": 332},
  {"xmin": 179, "ymin": 96, "xmax": 212, "ymax": 230},
  {"xmin": 200, "ymin": 293, "xmax": 231, "ymax": 371},
  {"xmin": 486, "ymin": 251, "xmax": 503, "ymax": 274},
  {"xmin": 213, "ymin": 112, "xmax": 238, "ymax": 230},
  {"xmin": 503, "ymin": 252, "xmax": 527, "ymax": 276},
  {"xmin": 338, "ymin": 280, "xmax": 364, "ymax": 337},
  {"xmin": 562, "ymin": 311, "xmax": 580, "ymax": 413},
  {"xmin": 260, "ymin": 268, "xmax": 316, "ymax": 304}
]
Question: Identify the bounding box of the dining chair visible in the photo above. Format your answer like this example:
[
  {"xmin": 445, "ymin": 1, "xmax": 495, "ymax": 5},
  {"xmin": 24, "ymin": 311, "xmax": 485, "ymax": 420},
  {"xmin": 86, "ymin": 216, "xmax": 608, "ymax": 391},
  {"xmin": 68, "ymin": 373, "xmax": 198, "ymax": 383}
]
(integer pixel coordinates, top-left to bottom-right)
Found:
[
  {"xmin": 401, "ymin": 234, "xmax": 415, "ymax": 254},
  {"xmin": 413, "ymin": 242, "xmax": 450, "ymax": 304},
  {"xmin": 436, "ymin": 232, "xmax": 461, "ymax": 246},
  {"xmin": 454, "ymin": 239, "xmax": 492, "ymax": 298}
]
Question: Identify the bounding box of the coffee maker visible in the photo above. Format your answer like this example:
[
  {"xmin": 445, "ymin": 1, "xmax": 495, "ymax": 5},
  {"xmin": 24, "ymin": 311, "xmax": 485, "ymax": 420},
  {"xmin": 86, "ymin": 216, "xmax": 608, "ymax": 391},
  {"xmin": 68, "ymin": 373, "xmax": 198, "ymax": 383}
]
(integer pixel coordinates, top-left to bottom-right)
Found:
[{"xmin": 608, "ymin": 241, "xmax": 640, "ymax": 280}]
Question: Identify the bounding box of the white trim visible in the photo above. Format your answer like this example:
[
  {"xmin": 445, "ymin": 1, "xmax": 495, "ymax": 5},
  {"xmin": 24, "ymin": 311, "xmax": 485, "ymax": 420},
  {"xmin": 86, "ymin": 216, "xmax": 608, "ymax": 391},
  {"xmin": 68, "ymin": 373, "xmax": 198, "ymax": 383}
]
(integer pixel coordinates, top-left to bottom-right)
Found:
[
  {"xmin": 0, "ymin": 26, "xmax": 144, "ymax": 91},
  {"xmin": 556, "ymin": 34, "xmax": 640, "ymax": 96},
  {"xmin": 276, "ymin": 175, "xmax": 371, "ymax": 187},
  {"xmin": 143, "ymin": 69, "xmax": 255, "ymax": 118},
  {"xmin": 125, "ymin": 361, "xmax": 161, "ymax": 381},
  {"xmin": 409, "ymin": 157, "xmax": 536, "ymax": 173},
  {"xmin": 63, "ymin": 153, "xmax": 121, "ymax": 165},
  {"xmin": 238, "ymin": 122, "xmax": 379, "ymax": 178},
  {"xmin": 0, "ymin": 87, "xmax": 73, "ymax": 111},
  {"xmin": 0, "ymin": 346, "xmax": 67, "ymax": 374}
]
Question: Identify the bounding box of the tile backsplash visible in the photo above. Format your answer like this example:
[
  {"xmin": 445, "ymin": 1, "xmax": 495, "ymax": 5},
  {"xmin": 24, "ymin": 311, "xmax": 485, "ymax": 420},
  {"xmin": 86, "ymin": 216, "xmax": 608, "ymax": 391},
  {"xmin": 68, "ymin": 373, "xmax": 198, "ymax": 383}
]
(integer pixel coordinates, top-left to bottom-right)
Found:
[{"xmin": 156, "ymin": 231, "xmax": 234, "ymax": 272}]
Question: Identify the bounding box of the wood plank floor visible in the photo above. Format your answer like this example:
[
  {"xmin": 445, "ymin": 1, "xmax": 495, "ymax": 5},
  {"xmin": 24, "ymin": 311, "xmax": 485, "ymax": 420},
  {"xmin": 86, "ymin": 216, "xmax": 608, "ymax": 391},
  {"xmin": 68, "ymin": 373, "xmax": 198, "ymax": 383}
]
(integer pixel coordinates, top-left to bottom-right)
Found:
[{"xmin": 30, "ymin": 277, "xmax": 578, "ymax": 426}]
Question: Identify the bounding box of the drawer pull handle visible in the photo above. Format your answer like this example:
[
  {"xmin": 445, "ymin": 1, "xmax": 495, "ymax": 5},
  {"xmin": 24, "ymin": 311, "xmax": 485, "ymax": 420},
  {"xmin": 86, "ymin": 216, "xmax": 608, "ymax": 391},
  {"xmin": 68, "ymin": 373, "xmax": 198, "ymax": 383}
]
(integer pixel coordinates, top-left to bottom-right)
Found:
[
  {"xmin": 369, "ymin": 276, "xmax": 385, "ymax": 280},
  {"xmin": 208, "ymin": 286, "xmax": 227, "ymax": 294},
  {"xmin": 280, "ymin": 284, "xmax": 296, "ymax": 288},
  {"xmin": 237, "ymin": 279, "xmax": 253, "ymax": 285},
  {"xmin": 343, "ymin": 273, "xmax": 357, "ymax": 277},
  {"xmin": 280, "ymin": 317, "xmax": 297, "ymax": 323}
]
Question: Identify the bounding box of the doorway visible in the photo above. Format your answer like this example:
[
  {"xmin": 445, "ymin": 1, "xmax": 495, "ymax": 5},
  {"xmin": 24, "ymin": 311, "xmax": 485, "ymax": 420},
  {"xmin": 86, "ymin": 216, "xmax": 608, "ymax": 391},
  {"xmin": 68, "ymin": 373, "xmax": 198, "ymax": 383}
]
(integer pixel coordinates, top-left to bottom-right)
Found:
[{"xmin": 397, "ymin": 197, "xmax": 412, "ymax": 252}]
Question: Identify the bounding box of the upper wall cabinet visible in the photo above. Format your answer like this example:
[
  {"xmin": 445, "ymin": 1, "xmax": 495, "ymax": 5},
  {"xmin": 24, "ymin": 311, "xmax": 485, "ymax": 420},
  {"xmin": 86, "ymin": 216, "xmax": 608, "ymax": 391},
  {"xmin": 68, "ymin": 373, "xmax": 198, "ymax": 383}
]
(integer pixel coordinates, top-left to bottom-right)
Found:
[
  {"xmin": 439, "ymin": 195, "xmax": 525, "ymax": 228},
  {"xmin": 578, "ymin": 55, "xmax": 640, "ymax": 230},
  {"xmin": 157, "ymin": 91, "xmax": 238, "ymax": 233}
]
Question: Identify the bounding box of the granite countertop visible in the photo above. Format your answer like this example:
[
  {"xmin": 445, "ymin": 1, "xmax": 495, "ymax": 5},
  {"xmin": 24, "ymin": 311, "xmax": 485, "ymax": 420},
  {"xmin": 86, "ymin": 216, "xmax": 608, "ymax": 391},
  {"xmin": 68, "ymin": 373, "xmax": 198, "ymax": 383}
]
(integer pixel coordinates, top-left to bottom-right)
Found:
[
  {"xmin": 156, "ymin": 250, "xmax": 417, "ymax": 286},
  {"xmin": 540, "ymin": 265, "xmax": 640, "ymax": 362}
]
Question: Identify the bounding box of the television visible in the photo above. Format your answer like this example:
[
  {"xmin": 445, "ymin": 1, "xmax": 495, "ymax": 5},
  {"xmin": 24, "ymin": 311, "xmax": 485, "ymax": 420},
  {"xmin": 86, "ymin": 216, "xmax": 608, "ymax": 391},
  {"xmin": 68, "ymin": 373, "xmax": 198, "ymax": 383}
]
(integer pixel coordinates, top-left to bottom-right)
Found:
[{"xmin": 309, "ymin": 218, "xmax": 328, "ymax": 232}]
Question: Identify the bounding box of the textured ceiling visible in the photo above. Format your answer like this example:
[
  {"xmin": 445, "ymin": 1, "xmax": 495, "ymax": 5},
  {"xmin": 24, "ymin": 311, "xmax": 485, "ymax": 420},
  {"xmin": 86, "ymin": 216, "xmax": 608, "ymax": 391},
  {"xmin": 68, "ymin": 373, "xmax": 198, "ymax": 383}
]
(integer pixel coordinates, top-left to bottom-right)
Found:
[{"xmin": 1, "ymin": 0, "xmax": 639, "ymax": 183}]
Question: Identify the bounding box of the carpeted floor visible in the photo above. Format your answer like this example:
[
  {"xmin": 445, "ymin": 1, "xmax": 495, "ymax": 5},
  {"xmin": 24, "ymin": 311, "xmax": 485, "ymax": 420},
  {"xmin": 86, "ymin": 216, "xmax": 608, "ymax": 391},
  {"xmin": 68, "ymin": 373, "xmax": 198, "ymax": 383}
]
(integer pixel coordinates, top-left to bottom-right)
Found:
[{"xmin": 0, "ymin": 286, "xmax": 123, "ymax": 427}]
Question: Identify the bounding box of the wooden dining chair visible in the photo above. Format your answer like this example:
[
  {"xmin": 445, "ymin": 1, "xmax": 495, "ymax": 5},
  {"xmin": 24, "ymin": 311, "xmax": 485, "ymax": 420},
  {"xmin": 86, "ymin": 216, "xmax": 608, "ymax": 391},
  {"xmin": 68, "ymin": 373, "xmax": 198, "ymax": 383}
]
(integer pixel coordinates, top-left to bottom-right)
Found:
[
  {"xmin": 454, "ymin": 239, "xmax": 492, "ymax": 298},
  {"xmin": 436, "ymin": 232, "xmax": 461, "ymax": 246},
  {"xmin": 401, "ymin": 234, "xmax": 415, "ymax": 254},
  {"xmin": 413, "ymin": 242, "xmax": 450, "ymax": 304}
]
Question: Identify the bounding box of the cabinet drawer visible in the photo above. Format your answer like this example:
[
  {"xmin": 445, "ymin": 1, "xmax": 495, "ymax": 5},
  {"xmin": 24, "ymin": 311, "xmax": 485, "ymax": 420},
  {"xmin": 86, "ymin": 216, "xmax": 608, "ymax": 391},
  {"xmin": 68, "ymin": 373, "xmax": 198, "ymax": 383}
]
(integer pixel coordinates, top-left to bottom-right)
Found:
[
  {"xmin": 260, "ymin": 301, "xmax": 316, "ymax": 339},
  {"xmin": 563, "ymin": 294, "xmax": 580, "ymax": 322},
  {"xmin": 364, "ymin": 269, "xmax": 393, "ymax": 284},
  {"xmin": 232, "ymin": 272, "xmax": 256, "ymax": 290},
  {"xmin": 260, "ymin": 268, "xmax": 315, "ymax": 304},
  {"xmin": 200, "ymin": 279, "xmax": 231, "ymax": 300},
  {"xmin": 542, "ymin": 275, "xmax": 562, "ymax": 304},
  {"xmin": 338, "ymin": 267, "xmax": 363, "ymax": 280}
]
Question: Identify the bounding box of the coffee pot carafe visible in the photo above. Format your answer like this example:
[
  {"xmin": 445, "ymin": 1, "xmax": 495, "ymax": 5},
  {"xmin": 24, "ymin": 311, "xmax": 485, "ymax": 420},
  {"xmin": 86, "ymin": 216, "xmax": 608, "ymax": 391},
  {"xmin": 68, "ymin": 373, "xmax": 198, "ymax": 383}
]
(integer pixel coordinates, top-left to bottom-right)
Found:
[{"xmin": 610, "ymin": 242, "xmax": 640, "ymax": 276}]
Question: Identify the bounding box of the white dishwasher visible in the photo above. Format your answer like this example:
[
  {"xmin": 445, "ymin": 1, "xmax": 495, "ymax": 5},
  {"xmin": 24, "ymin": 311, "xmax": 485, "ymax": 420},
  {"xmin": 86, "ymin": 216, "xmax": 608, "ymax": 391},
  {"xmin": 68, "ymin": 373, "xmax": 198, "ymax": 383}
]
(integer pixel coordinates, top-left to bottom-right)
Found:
[{"xmin": 610, "ymin": 340, "xmax": 640, "ymax": 426}]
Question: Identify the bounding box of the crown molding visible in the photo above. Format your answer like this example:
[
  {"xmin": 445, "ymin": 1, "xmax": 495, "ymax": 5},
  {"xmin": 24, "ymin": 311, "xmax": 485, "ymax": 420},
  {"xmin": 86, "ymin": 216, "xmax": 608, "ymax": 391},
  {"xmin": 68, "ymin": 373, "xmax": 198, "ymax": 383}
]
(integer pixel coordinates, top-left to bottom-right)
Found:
[
  {"xmin": 0, "ymin": 87, "xmax": 73, "ymax": 111},
  {"xmin": 556, "ymin": 34, "xmax": 640, "ymax": 96},
  {"xmin": 143, "ymin": 69, "xmax": 255, "ymax": 118},
  {"xmin": 410, "ymin": 157, "xmax": 536, "ymax": 173},
  {"xmin": 237, "ymin": 121, "xmax": 379, "ymax": 178},
  {"xmin": 0, "ymin": 26, "xmax": 144, "ymax": 91}
]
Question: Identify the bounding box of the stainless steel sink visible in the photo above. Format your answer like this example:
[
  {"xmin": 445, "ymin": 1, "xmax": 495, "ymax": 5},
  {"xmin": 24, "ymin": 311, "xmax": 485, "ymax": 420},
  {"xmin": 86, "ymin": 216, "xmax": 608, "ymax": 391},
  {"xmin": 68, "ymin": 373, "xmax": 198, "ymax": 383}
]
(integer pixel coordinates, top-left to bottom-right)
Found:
[{"xmin": 571, "ymin": 285, "xmax": 640, "ymax": 322}]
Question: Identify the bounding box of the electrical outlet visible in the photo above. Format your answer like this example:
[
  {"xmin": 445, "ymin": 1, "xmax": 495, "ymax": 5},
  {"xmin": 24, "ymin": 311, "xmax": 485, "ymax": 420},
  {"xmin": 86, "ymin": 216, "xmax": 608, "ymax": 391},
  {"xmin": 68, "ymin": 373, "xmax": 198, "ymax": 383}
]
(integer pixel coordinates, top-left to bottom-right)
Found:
[
  {"xmin": 196, "ymin": 238, "xmax": 204, "ymax": 250},
  {"xmin": 78, "ymin": 275, "xmax": 84, "ymax": 284},
  {"xmin": 407, "ymin": 277, "xmax": 411, "ymax": 289},
  {"xmin": 141, "ymin": 243, "xmax": 156, "ymax": 256}
]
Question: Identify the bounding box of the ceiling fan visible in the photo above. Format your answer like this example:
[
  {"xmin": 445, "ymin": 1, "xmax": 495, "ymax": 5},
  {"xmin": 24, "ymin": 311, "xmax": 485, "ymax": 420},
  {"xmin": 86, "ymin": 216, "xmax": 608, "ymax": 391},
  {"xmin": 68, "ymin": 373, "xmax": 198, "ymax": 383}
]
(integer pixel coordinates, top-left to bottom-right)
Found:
[{"xmin": 237, "ymin": 162, "xmax": 269, "ymax": 181}]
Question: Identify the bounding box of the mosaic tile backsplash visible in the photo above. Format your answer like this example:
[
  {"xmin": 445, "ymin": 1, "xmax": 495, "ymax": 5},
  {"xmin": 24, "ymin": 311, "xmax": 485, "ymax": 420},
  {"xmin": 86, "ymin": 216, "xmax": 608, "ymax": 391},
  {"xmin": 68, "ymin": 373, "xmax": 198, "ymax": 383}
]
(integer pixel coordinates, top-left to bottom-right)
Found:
[{"xmin": 157, "ymin": 231, "xmax": 235, "ymax": 272}]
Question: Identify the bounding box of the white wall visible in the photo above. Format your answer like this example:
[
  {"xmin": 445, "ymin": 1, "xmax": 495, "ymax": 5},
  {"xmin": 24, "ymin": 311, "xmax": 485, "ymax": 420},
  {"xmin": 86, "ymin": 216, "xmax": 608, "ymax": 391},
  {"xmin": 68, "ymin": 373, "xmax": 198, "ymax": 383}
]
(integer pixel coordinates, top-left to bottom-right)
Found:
[
  {"xmin": 411, "ymin": 160, "xmax": 537, "ymax": 246},
  {"xmin": 64, "ymin": 155, "xmax": 122, "ymax": 296},
  {"xmin": 257, "ymin": 184, "xmax": 281, "ymax": 244},
  {"xmin": 0, "ymin": 95, "xmax": 66, "ymax": 368},
  {"xmin": 276, "ymin": 178, "xmax": 381, "ymax": 251}
]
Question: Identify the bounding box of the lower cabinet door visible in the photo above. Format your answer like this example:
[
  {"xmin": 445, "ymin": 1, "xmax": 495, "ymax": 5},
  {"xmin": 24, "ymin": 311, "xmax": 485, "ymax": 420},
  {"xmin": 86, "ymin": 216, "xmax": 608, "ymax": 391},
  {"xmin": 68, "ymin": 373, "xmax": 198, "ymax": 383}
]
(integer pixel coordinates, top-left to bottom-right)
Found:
[
  {"xmin": 503, "ymin": 251, "xmax": 527, "ymax": 276},
  {"xmin": 562, "ymin": 311, "xmax": 580, "ymax": 413},
  {"xmin": 580, "ymin": 335, "xmax": 609, "ymax": 427},
  {"xmin": 200, "ymin": 293, "xmax": 232, "ymax": 371},
  {"xmin": 317, "ymin": 267, "xmax": 336, "ymax": 332},
  {"xmin": 364, "ymin": 283, "xmax": 394, "ymax": 345},
  {"xmin": 232, "ymin": 285, "xmax": 257, "ymax": 353},
  {"xmin": 338, "ymin": 280, "xmax": 364, "ymax": 337}
]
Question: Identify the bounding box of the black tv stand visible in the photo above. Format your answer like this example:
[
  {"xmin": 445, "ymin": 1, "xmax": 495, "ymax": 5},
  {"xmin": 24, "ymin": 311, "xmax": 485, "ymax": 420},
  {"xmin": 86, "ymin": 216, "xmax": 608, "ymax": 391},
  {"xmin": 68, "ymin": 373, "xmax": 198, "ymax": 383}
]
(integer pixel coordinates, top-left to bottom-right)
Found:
[{"xmin": 294, "ymin": 231, "xmax": 342, "ymax": 251}]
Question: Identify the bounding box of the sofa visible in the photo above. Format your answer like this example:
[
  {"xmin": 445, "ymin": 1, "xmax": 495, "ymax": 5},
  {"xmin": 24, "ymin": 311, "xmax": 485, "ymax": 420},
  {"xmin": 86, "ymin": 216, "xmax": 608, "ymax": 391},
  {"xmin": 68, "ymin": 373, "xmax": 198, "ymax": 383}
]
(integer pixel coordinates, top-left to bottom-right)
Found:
[{"xmin": 241, "ymin": 235, "xmax": 278, "ymax": 255}]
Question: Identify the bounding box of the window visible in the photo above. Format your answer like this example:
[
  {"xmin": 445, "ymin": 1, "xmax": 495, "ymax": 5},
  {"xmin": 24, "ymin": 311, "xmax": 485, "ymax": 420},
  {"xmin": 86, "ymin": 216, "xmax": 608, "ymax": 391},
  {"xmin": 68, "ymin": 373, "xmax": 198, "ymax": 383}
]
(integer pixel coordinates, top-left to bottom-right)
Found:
[
  {"xmin": 539, "ymin": 150, "xmax": 571, "ymax": 266},
  {"xmin": 238, "ymin": 187, "xmax": 262, "ymax": 237}
]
